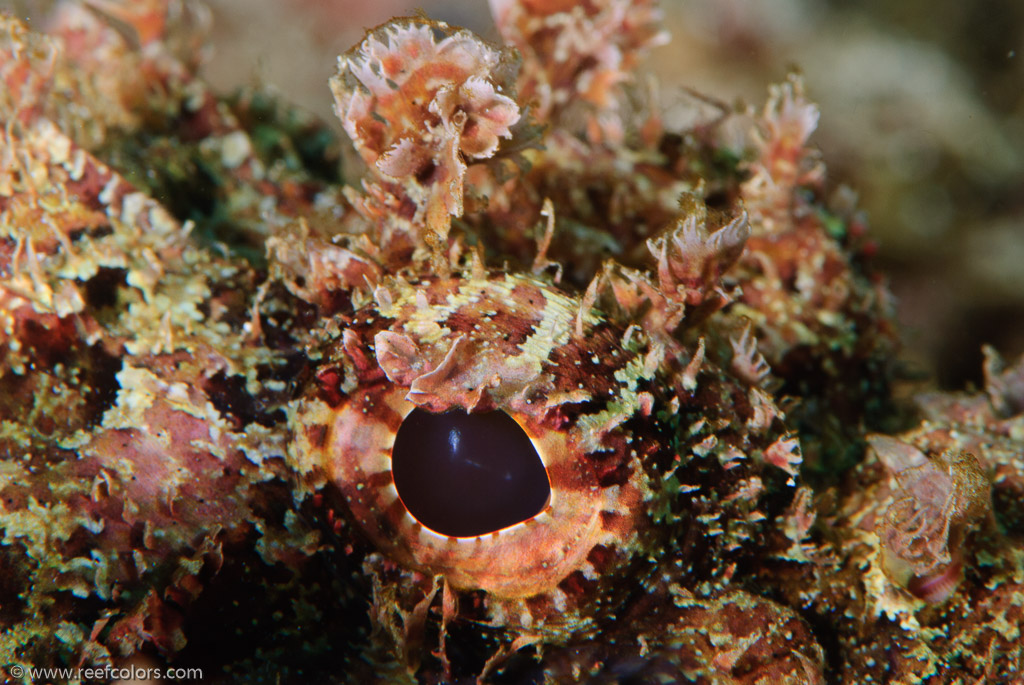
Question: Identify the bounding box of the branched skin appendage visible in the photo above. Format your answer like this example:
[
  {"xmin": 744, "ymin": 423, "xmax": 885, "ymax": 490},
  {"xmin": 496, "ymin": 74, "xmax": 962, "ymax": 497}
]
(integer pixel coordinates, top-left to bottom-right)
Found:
[{"xmin": 4, "ymin": 2, "xmax": 1024, "ymax": 684}]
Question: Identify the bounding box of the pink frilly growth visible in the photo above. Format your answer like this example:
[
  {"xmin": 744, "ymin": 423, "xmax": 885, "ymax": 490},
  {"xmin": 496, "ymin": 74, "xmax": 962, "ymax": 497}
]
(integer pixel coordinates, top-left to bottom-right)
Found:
[
  {"xmin": 868, "ymin": 435, "xmax": 992, "ymax": 603},
  {"xmin": 741, "ymin": 75, "xmax": 824, "ymax": 232},
  {"xmin": 612, "ymin": 210, "xmax": 749, "ymax": 335},
  {"xmin": 489, "ymin": 0, "xmax": 667, "ymax": 136},
  {"xmin": 331, "ymin": 19, "xmax": 521, "ymax": 260},
  {"xmin": 649, "ymin": 211, "xmax": 749, "ymax": 309},
  {"xmin": 729, "ymin": 323, "xmax": 772, "ymax": 387}
]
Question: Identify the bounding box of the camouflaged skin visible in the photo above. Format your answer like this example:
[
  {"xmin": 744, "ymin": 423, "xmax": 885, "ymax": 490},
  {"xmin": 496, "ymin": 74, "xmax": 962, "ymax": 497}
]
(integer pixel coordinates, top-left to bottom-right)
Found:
[{"xmin": 1, "ymin": 3, "xmax": 1020, "ymax": 685}]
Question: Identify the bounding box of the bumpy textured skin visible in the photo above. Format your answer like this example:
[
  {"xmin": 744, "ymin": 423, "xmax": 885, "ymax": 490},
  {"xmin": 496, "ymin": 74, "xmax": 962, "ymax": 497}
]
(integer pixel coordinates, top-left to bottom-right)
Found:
[{"xmin": 0, "ymin": 2, "xmax": 1020, "ymax": 685}]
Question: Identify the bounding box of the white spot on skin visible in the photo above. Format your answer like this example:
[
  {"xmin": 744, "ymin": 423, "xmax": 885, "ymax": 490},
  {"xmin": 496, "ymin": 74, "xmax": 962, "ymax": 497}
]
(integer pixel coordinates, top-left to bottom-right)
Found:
[
  {"xmin": 220, "ymin": 131, "xmax": 253, "ymax": 169},
  {"xmin": 99, "ymin": 175, "xmax": 120, "ymax": 205},
  {"xmin": 69, "ymin": 148, "xmax": 87, "ymax": 180}
]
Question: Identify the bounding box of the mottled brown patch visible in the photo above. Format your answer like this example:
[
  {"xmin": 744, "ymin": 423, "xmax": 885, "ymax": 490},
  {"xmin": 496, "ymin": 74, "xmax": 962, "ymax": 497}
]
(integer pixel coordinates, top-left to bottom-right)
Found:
[
  {"xmin": 584, "ymin": 440, "xmax": 633, "ymax": 488},
  {"xmin": 544, "ymin": 456, "xmax": 596, "ymax": 494},
  {"xmin": 445, "ymin": 306, "xmax": 538, "ymax": 350},
  {"xmin": 595, "ymin": 463, "xmax": 632, "ymax": 487},
  {"xmin": 585, "ymin": 544, "xmax": 615, "ymax": 572},
  {"xmin": 598, "ymin": 510, "xmax": 633, "ymax": 537},
  {"xmin": 314, "ymin": 366, "xmax": 346, "ymax": 407},
  {"xmin": 510, "ymin": 282, "xmax": 546, "ymax": 311},
  {"xmin": 357, "ymin": 388, "xmax": 404, "ymax": 433},
  {"xmin": 204, "ymin": 371, "xmax": 261, "ymax": 429},
  {"xmin": 460, "ymin": 589, "xmax": 490, "ymax": 622},
  {"xmin": 524, "ymin": 593, "xmax": 550, "ymax": 617},
  {"xmin": 557, "ymin": 569, "xmax": 595, "ymax": 601},
  {"xmin": 364, "ymin": 470, "xmax": 394, "ymax": 489},
  {"xmin": 546, "ymin": 326, "xmax": 626, "ymax": 400},
  {"xmin": 719, "ymin": 600, "xmax": 765, "ymax": 640},
  {"xmin": 304, "ymin": 424, "xmax": 328, "ymax": 450},
  {"xmin": 12, "ymin": 314, "xmax": 82, "ymax": 371},
  {"xmin": 64, "ymin": 159, "xmax": 115, "ymax": 213}
]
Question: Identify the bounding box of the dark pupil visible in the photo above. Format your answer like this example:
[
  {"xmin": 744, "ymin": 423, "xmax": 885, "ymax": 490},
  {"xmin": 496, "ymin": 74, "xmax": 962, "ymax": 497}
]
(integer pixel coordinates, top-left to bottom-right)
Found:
[{"xmin": 391, "ymin": 408, "xmax": 550, "ymax": 537}]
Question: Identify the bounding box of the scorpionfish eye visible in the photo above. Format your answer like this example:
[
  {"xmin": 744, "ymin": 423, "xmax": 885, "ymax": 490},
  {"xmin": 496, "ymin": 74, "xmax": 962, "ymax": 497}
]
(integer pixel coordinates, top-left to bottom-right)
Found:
[
  {"xmin": 391, "ymin": 408, "xmax": 550, "ymax": 538},
  {"xmin": 290, "ymin": 273, "xmax": 669, "ymax": 632}
]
